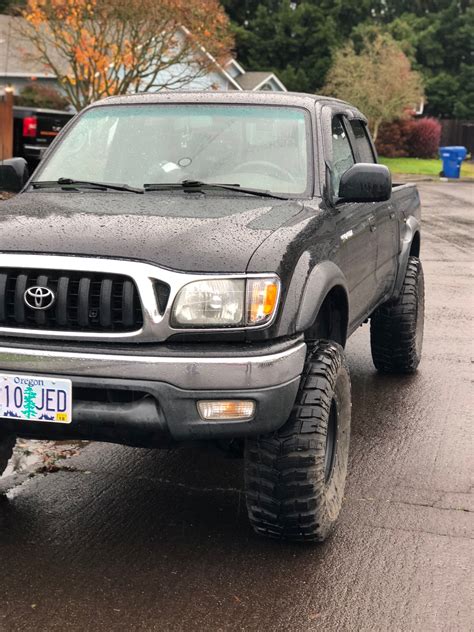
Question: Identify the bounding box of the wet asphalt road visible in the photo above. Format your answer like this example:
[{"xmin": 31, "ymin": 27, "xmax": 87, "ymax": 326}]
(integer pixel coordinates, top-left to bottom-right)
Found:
[{"xmin": 1, "ymin": 181, "xmax": 473, "ymax": 631}]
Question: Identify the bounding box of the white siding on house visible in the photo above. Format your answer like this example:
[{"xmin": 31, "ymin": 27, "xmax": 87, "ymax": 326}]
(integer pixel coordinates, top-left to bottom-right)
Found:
[{"xmin": 153, "ymin": 64, "xmax": 237, "ymax": 92}]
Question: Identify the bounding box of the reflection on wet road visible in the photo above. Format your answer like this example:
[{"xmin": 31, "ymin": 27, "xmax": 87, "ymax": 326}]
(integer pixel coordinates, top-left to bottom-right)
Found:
[{"xmin": 1, "ymin": 182, "xmax": 473, "ymax": 631}]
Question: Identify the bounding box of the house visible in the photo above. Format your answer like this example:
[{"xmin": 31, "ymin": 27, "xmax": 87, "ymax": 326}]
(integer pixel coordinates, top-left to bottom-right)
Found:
[
  {"xmin": 226, "ymin": 61, "xmax": 287, "ymax": 92},
  {"xmin": 0, "ymin": 15, "xmax": 286, "ymax": 103},
  {"xmin": 0, "ymin": 15, "xmax": 59, "ymax": 96}
]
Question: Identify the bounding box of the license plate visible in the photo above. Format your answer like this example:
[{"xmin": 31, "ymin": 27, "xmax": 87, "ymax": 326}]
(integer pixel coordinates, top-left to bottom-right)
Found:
[{"xmin": 0, "ymin": 373, "xmax": 72, "ymax": 424}]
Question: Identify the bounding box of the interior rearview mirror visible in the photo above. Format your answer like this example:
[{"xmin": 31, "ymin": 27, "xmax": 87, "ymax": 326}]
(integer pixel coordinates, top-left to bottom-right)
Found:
[
  {"xmin": 339, "ymin": 163, "xmax": 391, "ymax": 203},
  {"xmin": 0, "ymin": 157, "xmax": 29, "ymax": 193}
]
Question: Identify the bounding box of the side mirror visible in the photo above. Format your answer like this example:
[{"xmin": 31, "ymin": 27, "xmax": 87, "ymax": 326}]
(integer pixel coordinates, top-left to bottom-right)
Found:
[
  {"xmin": 0, "ymin": 158, "xmax": 29, "ymax": 193},
  {"xmin": 339, "ymin": 163, "xmax": 391, "ymax": 203}
]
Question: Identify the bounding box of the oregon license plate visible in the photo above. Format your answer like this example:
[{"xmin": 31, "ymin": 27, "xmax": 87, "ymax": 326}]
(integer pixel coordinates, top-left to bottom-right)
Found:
[{"xmin": 0, "ymin": 373, "xmax": 72, "ymax": 424}]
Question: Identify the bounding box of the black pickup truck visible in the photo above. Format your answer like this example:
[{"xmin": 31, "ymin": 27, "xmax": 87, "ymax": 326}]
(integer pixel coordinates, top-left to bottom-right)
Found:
[
  {"xmin": 13, "ymin": 105, "xmax": 74, "ymax": 165},
  {"xmin": 0, "ymin": 92, "xmax": 423, "ymax": 542}
]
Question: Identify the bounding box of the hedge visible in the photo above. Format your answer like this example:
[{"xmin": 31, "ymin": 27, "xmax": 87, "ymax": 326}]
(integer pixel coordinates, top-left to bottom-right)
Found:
[{"xmin": 376, "ymin": 117, "xmax": 442, "ymax": 158}]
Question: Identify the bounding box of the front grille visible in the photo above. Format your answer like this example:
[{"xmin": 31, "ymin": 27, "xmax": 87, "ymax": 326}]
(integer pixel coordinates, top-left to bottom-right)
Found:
[{"xmin": 0, "ymin": 269, "xmax": 144, "ymax": 333}]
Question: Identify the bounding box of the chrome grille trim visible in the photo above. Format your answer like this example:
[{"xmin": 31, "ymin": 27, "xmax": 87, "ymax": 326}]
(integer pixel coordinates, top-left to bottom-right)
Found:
[
  {"xmin": 0, "ymin": 268, "xmax": 143, "ymax": 333},
  {"xmin": 0, "ymin": 254, "xmax": 279, "ymax": 342}
]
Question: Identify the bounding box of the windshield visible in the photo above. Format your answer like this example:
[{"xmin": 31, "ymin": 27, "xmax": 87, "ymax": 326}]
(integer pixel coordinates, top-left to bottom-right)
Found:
[{"xmin": 37, "ymin": 104, "xmax": 311, "ymax": 196}]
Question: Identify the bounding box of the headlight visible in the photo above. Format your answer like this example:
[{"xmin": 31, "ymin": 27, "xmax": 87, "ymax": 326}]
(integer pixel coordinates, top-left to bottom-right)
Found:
[{"xmin": 171, "ymin": 277, "xmax": 280, "ymax": 328}]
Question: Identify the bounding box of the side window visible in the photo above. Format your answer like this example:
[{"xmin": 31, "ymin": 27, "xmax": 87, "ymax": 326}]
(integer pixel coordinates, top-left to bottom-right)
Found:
[
  {"xmin": 350, "ymin": 120, "xmax": 375, "ymax": 163},
  {"xmin": 331, "ymin": 116, "xmax": 354, "ymax": 195}
]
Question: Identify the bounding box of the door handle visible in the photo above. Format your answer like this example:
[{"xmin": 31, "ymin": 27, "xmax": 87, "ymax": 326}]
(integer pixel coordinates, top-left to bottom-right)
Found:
[
  {"xmin": 368, "ymin": 216, "xmax": 377, "ymax": 232},
  {"xmin": 389, "ymin": 211, "xmax": 396, "ymax": 219}
]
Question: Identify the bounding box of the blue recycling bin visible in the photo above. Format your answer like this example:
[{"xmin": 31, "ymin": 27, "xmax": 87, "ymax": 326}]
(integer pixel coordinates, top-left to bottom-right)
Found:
[{"xmin": 439, "ymin": 146, "xmax": 468, "ymax": 179}]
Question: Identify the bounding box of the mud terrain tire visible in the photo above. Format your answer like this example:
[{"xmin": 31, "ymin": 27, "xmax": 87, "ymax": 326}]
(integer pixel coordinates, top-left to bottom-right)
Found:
[
  {"xmin": 371, "ymin": 256, "xmax": 424, "ymax": 374},
  {"xmin": 245, "ymin": 341, "xmax": 351, "ymax": 542}
]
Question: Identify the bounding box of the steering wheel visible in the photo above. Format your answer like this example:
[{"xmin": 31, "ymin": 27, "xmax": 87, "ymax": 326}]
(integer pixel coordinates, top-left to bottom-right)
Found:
[{"xmin": 231, "ymin": 160, "xmax": 297, "ymax": 183}]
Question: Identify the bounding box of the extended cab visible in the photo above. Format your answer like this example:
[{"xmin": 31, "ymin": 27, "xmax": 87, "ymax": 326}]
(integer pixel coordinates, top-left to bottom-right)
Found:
[{"xmin": 0, "ymin": 92, "xmax": 424, "ymax": 542}]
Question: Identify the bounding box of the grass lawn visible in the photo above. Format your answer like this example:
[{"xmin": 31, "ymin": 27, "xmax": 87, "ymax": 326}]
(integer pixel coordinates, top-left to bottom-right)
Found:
[{"xmin": 379, "ymin": 156, "xmax": 474, "ymax": 178}]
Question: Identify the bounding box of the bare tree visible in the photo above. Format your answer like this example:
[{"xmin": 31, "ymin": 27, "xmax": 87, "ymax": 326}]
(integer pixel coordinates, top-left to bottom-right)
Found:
[
  {"xmin": 324, "ymin": 33, "xmax": 424, "ymax": 141},
  {"xmin": 18, "ymin": 0, "xmax": 234, "ymax": 110}
]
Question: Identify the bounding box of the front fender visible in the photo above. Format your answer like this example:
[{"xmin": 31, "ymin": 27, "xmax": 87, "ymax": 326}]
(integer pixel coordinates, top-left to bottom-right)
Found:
[{"xmin": 276, "ymin": 257, "xmax": 349, "ymax": 337}]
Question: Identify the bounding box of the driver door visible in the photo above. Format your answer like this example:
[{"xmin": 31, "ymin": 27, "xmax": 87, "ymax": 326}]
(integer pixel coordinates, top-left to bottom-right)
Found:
[{"xmin": 330, "ymin": 115, "xmax": 379, "ymax": 327}]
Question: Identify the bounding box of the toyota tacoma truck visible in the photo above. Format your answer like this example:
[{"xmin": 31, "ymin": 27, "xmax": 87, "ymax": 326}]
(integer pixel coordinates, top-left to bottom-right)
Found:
[{"xmin": 0, "ymin": 92, "xmax": 424, "ymax": 542}]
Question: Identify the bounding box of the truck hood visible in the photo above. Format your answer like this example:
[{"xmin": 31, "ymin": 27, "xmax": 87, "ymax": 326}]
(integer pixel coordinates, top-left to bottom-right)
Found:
[{"xmin": 0, "ymin": 191, "xmax": 305, "ymax": 272}]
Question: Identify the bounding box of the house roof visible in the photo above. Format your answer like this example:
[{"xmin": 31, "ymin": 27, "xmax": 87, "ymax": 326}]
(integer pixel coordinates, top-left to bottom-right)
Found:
[
  {"xmin": 235, "ymin": 71, "xmax": 287, "ymax": 92},
  {"xmin": 0, "ymin": 15, "xmax": 55, "ymax": 78}
]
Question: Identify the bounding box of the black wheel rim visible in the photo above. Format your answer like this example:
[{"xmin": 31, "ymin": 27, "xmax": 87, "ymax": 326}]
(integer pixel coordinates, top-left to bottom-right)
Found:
[{"xmin": 324, "ymin": 400, "xmax": 338, "ymax": 483}]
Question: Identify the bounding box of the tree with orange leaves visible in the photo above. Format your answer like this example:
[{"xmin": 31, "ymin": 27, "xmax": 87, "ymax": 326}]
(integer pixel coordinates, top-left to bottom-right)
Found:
[{"xmin": 18, "ymin": 0, "xmax": 234, "ymax": 110}]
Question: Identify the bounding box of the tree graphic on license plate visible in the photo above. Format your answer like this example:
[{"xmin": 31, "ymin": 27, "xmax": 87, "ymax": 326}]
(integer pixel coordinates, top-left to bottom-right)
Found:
[{"xmin": 21, "ymin": 385, "xmax": 37, "ymax": 419}]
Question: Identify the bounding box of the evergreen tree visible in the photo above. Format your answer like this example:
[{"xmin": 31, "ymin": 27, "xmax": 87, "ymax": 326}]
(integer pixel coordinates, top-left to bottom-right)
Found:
[
  {"xmin": 226, "ymin": 0, "xmax": 473, "ymax": 118},
  {"xmin": 385, "ymin": 3, "xmax": 474, "ymax": 117},
  {"xmin": 0, "ymin": 0, "xmax": 25, "ymax": 13},
  {"xmin": 229, "ymin": 1, "xmax": 341, "ymax": 93}
]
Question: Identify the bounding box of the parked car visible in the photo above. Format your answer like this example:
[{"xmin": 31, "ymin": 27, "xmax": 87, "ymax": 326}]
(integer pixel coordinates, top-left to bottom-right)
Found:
[
  {"xmin": 13, "ymin": 105, "xmax": 74, "ymax": 166},
  {"xmin": 0, "ymin": 92, "xmax": 424, "ymax": 542}
]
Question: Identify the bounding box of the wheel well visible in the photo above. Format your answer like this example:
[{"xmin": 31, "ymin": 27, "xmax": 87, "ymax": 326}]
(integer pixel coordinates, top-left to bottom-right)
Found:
[
  {"xmin": 304, "ymin": 286, "xmax": 348, "ymax": 347},
  {"xmin": 410, "ymin": 232, "xmax": 420, "ymax": 257}
]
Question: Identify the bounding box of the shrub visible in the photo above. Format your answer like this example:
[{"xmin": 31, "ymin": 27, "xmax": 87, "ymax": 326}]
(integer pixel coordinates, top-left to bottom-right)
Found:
[
  {"xmin": 406, "ymin": 117, "xmax": 442, "ymax": 158},
  {"xmin": 15, "ymin": 83, "xmax": 70, "ymax": 111},
  {"xmin": 375, "ymin": 119, "xmax": 412, "ymax": 158},
  {"xmin": 376, "ymin": 117, "xmax": 441, "ymax": 158}
]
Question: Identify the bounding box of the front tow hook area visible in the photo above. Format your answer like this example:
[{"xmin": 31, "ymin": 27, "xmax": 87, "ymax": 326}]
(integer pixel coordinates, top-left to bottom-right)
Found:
[{"xmin": 73, "ymin": 397, "xmax": 164, "ymax": 431}]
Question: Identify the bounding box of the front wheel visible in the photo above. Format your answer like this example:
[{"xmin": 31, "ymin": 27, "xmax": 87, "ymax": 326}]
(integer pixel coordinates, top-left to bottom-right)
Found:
[
  {"xmin": 0, "ymin": 433, "xmax": 15, "ymax": 477},
  {"xmin": 370, "ymin": 256, "xmax": 424, "ymax": 374},
  {"xmin": 245, "ymin": 341, "xmax": 351, "ymax": 542}
]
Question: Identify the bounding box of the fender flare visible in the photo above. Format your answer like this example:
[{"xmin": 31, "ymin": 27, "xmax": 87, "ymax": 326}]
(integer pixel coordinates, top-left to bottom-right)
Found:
[
  {"xmin": 393, "ymin": 216, "xmax": 420, "ymax": 297},
  {"xmin": 293, "ymin": 260, "xmax": 349, "ymax": 339}
]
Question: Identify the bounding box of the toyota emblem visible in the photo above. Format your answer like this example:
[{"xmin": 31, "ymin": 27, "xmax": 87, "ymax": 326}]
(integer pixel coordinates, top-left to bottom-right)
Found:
[{"xmin": 24, "ymin": 286, "xmax": 56, "ymax": 311}]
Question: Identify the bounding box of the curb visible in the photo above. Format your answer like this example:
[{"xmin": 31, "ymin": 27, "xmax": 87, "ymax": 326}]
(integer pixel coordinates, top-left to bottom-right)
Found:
[{"xmin": 392, "ymin": 173, "xmax": 474, "ymax": 184}]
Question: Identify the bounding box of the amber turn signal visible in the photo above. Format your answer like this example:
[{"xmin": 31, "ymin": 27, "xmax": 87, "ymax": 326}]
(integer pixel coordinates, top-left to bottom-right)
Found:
[
  {"xmin": 197, "ymin": 400, "xmax": 256, "ymax": 421},
  {"xmin": 246, "ymin": 278, "xmax": 280, "ymax": 326}
]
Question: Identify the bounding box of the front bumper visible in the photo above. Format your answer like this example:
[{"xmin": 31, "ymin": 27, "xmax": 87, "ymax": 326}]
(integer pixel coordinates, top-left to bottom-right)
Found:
[{"xmin": 0, "ymin": 339, "xmax": 306, "ymax": 446}]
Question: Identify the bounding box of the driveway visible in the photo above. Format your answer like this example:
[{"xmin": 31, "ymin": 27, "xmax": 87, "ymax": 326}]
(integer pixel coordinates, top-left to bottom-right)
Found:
[{"xmin": 1, "ymin": 181, "xmax": 472, "ymax": 631}]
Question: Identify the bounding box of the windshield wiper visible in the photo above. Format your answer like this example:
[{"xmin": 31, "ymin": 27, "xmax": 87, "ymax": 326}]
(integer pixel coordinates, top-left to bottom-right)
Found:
[
  {"xmin": 144, "ymin": 180, "xmax": 288, "ymax": 200},
  {"xmin": 31, "ymin": 178, "xmax": 144, "ymax": 194}
]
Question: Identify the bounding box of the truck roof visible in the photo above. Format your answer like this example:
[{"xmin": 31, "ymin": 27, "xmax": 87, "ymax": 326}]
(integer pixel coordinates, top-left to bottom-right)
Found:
[{"xmin": 90, "ymin": 90, "xmax": 362, "ymax": 116}]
